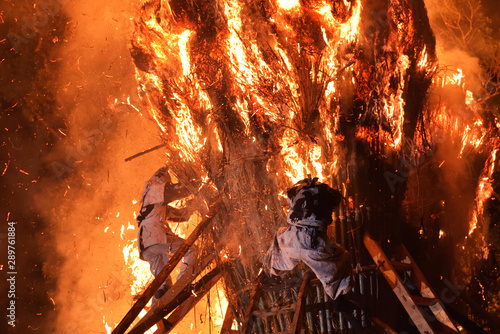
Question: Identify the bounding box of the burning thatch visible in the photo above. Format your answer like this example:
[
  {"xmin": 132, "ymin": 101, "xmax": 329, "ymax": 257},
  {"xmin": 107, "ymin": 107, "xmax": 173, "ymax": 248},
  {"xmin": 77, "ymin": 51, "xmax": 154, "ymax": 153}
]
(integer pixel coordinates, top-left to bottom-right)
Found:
[
  {"xmin": 122, "ymin": 0, "xmax": 500, "ymax": 331},
  {"xmin": 130, "ymin": 0, "xmax": 438, "ymax": 262}
]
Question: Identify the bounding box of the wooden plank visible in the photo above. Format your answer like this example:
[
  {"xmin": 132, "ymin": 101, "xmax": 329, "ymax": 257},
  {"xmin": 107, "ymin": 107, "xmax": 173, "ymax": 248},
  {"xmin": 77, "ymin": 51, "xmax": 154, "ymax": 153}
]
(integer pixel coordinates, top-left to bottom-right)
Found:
[
  {"xmin": 111, "ymin": 199, "xmax": 222, "ymax": 334},
  {"xmin": 412, "ymin": 295, "xmax": 438, "ymax": 307},
  {"xmin": 221, "ymin": 305, "xmax": 235, "ymax": 334},
  {"xmin": 161, "ymin": 271, "xmax": 222, "ymax": 333},
  {"xmin": 290, "ymin": 270, "xmax": 312, "ymax": 334},
  {"xmin": 372, "ymin": 317, "xmax": 398, "ymax": 334},
  {"xmin": 128, "ymin": 256, "xmax": 218, "ymax": 334},
  {"xmin": 390, "ymin": 261, "xmax": 413, "ymax": 271},
  {"xmin": 363, "ymin": 232, "xmax": 435, "ymax": 334},
  {"xmin": 242, "ymin": 272, "xmax": 265, "ymax": 334},
  {"xmin": 395, "ymin": 244, "xmax": 458, "ymax": 332},
  {"xmin": 155, "ymin": 320, "xmax": 166, "ymax": 334}
]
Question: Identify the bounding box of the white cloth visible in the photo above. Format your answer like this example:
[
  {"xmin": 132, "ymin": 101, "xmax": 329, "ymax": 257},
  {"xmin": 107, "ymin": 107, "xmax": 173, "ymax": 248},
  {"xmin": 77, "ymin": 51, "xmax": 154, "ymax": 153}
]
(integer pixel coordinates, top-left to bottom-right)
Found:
[
  {"xmin": 138, "ymin": 204, "xmax": 172, "ymax": 249},
  {"xmin": 267, "ymin": 225, "xmax": 352, "ymax": 300},
  {"xmin": 137, "ymin": 167, "xmax": 181, "ymax": 251},
  {"xmin": 141, "ymin": 166, "xmax": 170, "ymax": 206},
  {"xmin": 141, "ymin": 236, "xmax": 196, "ymax": 304},
  {"xmin": 141, "ymin": 235, "xmax": 196, "ymax": 282},
  {"xmin": 137, "ymin": 166, "xmax": 196, "ymax": 303}
]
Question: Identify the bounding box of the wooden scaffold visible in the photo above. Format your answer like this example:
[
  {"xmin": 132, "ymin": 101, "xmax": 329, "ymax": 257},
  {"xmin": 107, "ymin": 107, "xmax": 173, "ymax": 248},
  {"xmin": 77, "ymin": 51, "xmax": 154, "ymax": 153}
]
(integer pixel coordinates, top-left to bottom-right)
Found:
[{"xmin": 111, "ymin": 200, "xmax": 485, "ymax": 334}]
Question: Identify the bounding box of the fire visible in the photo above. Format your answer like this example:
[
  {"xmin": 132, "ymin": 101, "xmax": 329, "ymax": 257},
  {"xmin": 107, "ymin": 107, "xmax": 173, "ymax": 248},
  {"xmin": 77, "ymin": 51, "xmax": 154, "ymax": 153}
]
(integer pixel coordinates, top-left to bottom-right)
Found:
[
  {"xmin": 469, "ymin": 149, "xmax": 498, "ymax": 236},
  {"xmin": 122, "ymin": 239, "xmax": 154, "ymax": 296},
  {"xmin": 178, "ymin": 30, "xmax": 193, "ymax": 76},
  {"xmin": 277, "ymin": 0, "xmax": 300, "ymax": 12},
  {"xmin": 417, "ymin": 45, "xmax": 428, "ymax": 69},
  {"xmin": 338, "ymin": 1, "xmax": 361, "ymax": 42},
  {"xmin": 121, "ymin": 0, "xmax": 499, "ymax": 331},
  {"xmin": 439, "ymin": 68, "xmax": 465, "ymax": 88}
]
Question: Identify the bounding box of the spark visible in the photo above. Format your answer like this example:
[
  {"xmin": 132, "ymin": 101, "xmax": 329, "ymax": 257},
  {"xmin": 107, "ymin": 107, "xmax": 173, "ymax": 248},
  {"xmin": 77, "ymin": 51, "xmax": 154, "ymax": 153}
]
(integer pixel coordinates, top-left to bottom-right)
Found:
[{"xmin": 2, "ymin": 153, "xmax": 10, "ymax": 176}]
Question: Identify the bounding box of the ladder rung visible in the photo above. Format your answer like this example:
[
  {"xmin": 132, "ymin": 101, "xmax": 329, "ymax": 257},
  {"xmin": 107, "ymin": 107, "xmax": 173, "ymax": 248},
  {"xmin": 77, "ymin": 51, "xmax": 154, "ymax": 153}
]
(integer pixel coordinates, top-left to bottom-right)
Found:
[
  {"xmin": 412, "ymin": 295, "xmax": 438, "ymax": 306},
  {"xmin": 390, "ymin": 261, "xmax": 413, "ymax": 271}
]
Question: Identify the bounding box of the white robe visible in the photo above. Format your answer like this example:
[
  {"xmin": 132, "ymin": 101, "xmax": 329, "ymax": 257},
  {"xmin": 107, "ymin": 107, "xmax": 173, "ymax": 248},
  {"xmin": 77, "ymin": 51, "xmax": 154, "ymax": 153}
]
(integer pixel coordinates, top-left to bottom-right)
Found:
[{"xmin": 267, "ymin": 224, "xmax": 353, "ymax": 300}]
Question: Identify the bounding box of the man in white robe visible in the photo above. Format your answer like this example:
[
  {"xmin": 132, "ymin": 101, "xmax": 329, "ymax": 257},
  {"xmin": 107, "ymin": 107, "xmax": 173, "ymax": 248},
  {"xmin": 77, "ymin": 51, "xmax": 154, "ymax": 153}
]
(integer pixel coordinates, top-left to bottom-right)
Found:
[
  {"xmin": 137, "ymin": 167, "xmax": 196, "ymax": 304},
  {"xmin": 266, "ymin": 177, "xmax": 352, "ymax": 300}
]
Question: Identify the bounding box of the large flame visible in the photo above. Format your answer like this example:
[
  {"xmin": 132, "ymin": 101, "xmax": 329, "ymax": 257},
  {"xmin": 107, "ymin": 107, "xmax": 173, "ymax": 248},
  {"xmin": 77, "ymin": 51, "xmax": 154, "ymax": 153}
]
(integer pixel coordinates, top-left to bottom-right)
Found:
[{"xmin": 101, "ymin": 0, "xmax": 500, "ymax": 331}]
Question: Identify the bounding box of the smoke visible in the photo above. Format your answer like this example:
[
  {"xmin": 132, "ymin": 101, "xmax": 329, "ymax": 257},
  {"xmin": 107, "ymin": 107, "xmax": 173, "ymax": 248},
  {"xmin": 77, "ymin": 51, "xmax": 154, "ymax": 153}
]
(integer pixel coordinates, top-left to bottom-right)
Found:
[
  {"xmin": 29, "ymin": 0, "xmax": 168, "ymax": 333},
  {"xmin": 398, "ymin": 0, "xmax": 499, "ymax": 280},
  {"xmin": 27, "ymin": 1, "xmax": 229, "ymax": 332},
  {"xmin": 424, "ymin": 0, "xmax": 484, "ymax": 94}
]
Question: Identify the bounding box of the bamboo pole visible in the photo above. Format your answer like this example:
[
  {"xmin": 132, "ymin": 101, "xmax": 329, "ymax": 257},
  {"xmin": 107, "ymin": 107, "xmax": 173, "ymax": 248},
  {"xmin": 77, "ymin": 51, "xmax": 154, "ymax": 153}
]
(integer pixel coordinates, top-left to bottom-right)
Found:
[
  {"xmin": 290, "ymin": 270, "xmax": 312, "ymax": 334},
  {"xmin": 241, "ymin": 271, "xmax": 265, "ymax": 334},
  {"xmin": 316, "ymin": 285, "xmax": 326, "ymax": 333},
  {"xmin": 111, "ymin": 199, "xmax": 222, "ymax": 334},
  {"xmin": 271, "ymin": 289, "xmax": 286, "ymax": 332},
  {"xmin": 324, "ymin": 290, "xmax": 332, "ymax": 334}
]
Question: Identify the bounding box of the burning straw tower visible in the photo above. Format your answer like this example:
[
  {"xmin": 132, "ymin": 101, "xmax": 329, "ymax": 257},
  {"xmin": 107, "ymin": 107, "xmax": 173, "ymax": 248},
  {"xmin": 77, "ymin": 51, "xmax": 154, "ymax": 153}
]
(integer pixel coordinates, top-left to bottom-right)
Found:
[{"xmin": 125, "ymin": 0, "xmax": 499, "ymax": 331}]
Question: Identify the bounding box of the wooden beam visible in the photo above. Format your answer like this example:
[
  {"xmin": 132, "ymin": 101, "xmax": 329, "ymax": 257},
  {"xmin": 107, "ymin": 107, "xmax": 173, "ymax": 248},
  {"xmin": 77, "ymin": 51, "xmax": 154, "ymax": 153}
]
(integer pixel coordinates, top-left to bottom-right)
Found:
[
  {"xmin": 159, "ymin": 270, "xmax": 222, "ymax": 333},
  {"xmin": 221, "ymin": 305, "xmax": 235, "ymax": 334},
  {"xmin": 242, "ymin": 271, "xmax": 265, "ymax": 334},
  {"xmin": 128, "ymin": 255, "xmax": 218, "ymax": 334},
  {"xmin": 363, "ymin": 232, "xmax": 435, "ymax": 334},
  {"xmin": 290, "ymin": 270, "xmax": 312, "ymax": 334},
  {"xmin": 152, "ymin": 255, "xmax": 218, "ymax": 334},
  {"xmin": 124, "ymin": 144, "xmax": 164, "ymax": 162},
  {"xmin": 394, "ymin": 244, "xmax": 457, "ymax": 332},
  {"xmin": 111, "ymin": 199, "xmax": 222, "ymax": 334}
]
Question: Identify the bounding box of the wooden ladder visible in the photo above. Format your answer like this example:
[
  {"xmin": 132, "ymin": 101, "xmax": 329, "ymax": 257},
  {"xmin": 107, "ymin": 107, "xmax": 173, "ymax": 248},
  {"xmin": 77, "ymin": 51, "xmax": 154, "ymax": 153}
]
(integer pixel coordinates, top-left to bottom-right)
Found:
[{"xmin": 363, "ymin": 232, "xmax": 458, "ymax": 334}]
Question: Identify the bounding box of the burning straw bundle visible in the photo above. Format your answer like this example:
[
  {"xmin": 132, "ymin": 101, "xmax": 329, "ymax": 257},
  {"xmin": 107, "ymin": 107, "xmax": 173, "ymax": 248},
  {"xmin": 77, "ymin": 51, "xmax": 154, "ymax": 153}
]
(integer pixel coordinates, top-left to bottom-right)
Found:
[{"xmin": 126, "ymin": 0, "xmax": 482, "ymax": 330}]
